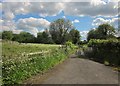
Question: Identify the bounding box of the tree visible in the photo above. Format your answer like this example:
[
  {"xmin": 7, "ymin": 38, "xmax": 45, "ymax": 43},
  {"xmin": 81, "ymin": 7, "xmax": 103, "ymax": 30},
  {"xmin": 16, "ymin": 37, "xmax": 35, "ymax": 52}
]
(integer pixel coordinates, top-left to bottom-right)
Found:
[
  {"xmin": 2, "ymin": 31, "xmax": 13, "ymax": 40},
  {"xmin": 18, "ymin": 32, "xmax": 35, "ymax": 43},
  {"xmin": 12, "ymin": 34, "xmax": 21, "ymax": 42},
  {"xmin": 49, "ymin": 18, "xmax": 73, "ymax": 44},
  {"xmin": 37, "ymin": 30, "xmax": 53, "ymax": 44},
  {"xmin": 97, "ymin": 24, "xmax": 115, "ymax": 39},
  {"xmin": 87, "ymin": 29, "xmax": 101, "ymax": 41},
  {"xmin": 87, "ymin": 24, "xmax": 115, "ymax": 41},
  {"xmin": 69, "ymin": 29, "xmax": 80, "ymax": 44}
]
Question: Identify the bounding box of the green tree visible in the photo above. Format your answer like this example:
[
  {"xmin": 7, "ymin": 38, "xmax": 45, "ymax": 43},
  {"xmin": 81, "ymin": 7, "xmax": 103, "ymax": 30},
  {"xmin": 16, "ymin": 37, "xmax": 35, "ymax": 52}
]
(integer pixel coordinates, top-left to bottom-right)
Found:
[
  {"xmin": 37, "ymin": 30, "xmax": 53, "ymax": 44},
  {"xmin": 87, "ymin": 24, "xmax": 115, "ymax": 41},
  {"xmin": 69, "ymin": 29, "xmax": 80, "ymax": 44},
  {"xmin": 2, "ymin": 31, "xmax": 13, "ymax": 40},
  {"xmin": 18, "ymin": 32, "xmax": 35, "ymax": 43},
  {"xmin": 97, "ymin": 23, "xmax": 115, "ymax": 39},
  {"xmin": 49, "ymin": 18, "xmax": 73, "ymax": 44}
]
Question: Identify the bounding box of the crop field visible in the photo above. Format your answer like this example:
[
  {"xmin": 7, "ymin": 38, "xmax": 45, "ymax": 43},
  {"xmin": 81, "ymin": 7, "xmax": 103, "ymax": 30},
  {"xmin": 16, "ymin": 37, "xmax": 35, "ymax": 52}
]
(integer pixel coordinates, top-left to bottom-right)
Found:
[{"xmin": 2, "ymin": 41, "xmax": 76, "ymax": 85}]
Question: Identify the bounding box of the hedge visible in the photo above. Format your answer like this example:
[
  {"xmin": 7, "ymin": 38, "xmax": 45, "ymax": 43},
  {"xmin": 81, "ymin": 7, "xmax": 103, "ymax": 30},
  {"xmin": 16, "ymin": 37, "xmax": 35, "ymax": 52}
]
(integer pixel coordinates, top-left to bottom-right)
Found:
[{"xmin": 86, "ymin": 39, "xmax": 120, "ymax": 66}]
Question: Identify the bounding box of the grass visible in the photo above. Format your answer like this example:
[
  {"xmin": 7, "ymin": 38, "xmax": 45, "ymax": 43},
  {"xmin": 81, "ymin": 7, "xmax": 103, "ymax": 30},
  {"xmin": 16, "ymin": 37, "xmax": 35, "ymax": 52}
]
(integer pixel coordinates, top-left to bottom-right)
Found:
[
  {"xmin": 2, "ymin": 41, "xmax": 76, "ymax": 85},
  {"xmin": 2, "ymin": 41, "xmax": 59, "ymax": 62}
]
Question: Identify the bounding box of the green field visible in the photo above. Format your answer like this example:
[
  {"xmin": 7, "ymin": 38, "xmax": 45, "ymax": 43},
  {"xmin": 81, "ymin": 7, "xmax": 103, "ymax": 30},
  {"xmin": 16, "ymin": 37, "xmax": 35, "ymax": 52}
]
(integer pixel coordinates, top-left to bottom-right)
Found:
[
  {"xmin": 2, "ymin": 41, "xmax": 60, "ymax": 62},
  {"xmin": 2, "ymin": 41, "xmax": 76, "ymax": 85}
]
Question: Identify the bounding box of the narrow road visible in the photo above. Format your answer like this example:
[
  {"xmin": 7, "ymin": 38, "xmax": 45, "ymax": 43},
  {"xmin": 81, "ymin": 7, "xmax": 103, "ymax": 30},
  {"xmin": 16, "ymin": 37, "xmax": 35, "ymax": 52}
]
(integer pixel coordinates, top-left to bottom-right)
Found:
[{"xmin": 24, "ymin": 56, "xmax": 118, "ymax": 84}]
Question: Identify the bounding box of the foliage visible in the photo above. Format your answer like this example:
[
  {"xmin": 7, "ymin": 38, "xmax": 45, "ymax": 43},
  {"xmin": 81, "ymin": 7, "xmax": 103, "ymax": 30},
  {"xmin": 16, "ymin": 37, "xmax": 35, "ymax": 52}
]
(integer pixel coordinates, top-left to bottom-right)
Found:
[
  {"xmin": 2, "ymin": 31, "xmax": 13, "ymax": 40},
  {"xmin": 36, "ymin": 30, "xmax": 53, "ymax": 44},
  {"xmin": 69, "ymin": 29, "xmax": 80, "ymax": 44},
  {"xmin": 16, "ymin": 32, "xmax": 35, "ymax": 43},
  {"xmin": 49, "ymin": 18, "xmax": 73, "ymax": 44},
  {"xmin": 86, "ymin": 39, "xmax": 120, "ymax": 66},
  {"xmin": 2, "ymin": 41, "xmax": 75, "ymax": 85},
  {"xmin": 87, "ymin": 24, "xmax": 116, "ymax": 41}
]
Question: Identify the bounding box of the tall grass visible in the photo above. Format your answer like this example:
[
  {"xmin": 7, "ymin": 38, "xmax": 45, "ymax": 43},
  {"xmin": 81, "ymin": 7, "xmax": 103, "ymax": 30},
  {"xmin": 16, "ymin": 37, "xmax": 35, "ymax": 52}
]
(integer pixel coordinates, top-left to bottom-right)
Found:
[{"xmin": 2, "ymin": 41, "xmax": 76, "ymax": 85}]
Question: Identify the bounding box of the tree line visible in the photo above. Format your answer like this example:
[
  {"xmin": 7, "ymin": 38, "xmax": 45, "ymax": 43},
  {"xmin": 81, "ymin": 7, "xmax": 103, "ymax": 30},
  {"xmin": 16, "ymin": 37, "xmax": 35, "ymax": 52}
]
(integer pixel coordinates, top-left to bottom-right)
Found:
[
  {"xmin": 87, "ymin": 23, "xmax": 119, "ymax": 41},
  {"xmin": 1, "ymin": 18, "xmax": 80, "ymax": 44}
]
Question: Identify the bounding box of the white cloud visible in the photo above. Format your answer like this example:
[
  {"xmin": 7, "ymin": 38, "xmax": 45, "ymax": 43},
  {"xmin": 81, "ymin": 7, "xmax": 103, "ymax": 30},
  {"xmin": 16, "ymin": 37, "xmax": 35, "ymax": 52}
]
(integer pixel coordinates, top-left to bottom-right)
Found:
[
  {"xmin": 92, "ymin": 17, "xmax": 119, "ymax": 27},
  {"xmin": 72, "ymin": 19, "xmax": 80, "ymax": 23},
  {"xmin": 4, "ymin": 12, "xmax": 15, "ymax": 20},
  {"xmin": 12, "ymin": 29, "xmax": 23, "ymax": 34},
  {"xmin": 92, "ymin": 18, "xmax": 111, "ymax": 26},
  {"xmin": 62, "ymin": 16, "xmax": 66, "ymax": 19},
  {"xmin": 1, "ymin": 1, "xmax": 119, "ymax": 36},
  {"xmin": 91, "ymin": 0, "xmax": 106, "ymax": 6},
  {"xmin": 16, "ymin": 17, "xmax": 50, "ymax": 37},
  {"xmin": 80, "ymin": 31, "xmax": 89, "ymax": 40},
  {"xmin": 2, "ymin": 1, "xmax": 118, "ymax": 19}
]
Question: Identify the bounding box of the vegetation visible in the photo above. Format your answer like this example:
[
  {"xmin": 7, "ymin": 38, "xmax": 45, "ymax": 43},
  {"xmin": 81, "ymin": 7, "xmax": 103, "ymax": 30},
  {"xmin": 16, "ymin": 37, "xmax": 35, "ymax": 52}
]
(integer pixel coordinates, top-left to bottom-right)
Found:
[
  {"xmin": 77, "ymin": 23, "xmax": 120, "ymax": 70},
  {"xmin": 87, "ymin": 24, "xmax": 116, "ymax": 41},
  {"xmin": 49, "ymin": 18, "xmax": 73, "ymax": 44},
  {"xmin": 2, "ymin": 41, "xmax": 77, "ymax": 85},
  {"xmin": 87, "ymin": 39, "xmax": 120, "ymax": 66},
  {"xmin": 1, "ymin": 19, "xmax": 80, "ymax": 45},
  {"xmin": 2, "ymin": 31, "xmax": 13, "ymax": 41},
  {"xmin": 1, "ymin": 18, "xmax": 120, "ymax": 85}
]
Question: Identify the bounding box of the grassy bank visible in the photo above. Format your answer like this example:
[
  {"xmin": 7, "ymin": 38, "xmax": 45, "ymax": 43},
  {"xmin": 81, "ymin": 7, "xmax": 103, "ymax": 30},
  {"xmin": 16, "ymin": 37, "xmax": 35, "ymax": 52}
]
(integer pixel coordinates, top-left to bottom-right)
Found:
[{"xmin": 2, "ymin": 41, "xmax": 76, "ymax": 85}]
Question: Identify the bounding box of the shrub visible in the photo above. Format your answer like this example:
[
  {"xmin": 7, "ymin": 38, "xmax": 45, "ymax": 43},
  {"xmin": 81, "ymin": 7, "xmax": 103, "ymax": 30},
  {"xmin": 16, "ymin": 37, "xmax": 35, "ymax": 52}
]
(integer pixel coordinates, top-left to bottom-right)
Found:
[{"xmin": 86, "ymin": 39, "xmax": 120, "ymax": 66}]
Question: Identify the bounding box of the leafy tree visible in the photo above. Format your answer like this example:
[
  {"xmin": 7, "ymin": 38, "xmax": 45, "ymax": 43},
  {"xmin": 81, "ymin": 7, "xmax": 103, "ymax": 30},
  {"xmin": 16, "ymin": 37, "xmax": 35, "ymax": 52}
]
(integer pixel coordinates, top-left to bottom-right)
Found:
[
  {"xmin": 2, "ymin": 31, "xmax": 13, "ymax": 40},
  {"xmin": 87, "ymin": 24, "xmax": 115, "ymax": 41},
  {"xmin": 97, "ymin": 23, "xmax": 115, "ymax": 39},
  {"xmin": 87, "ymin": 29, "xmax": 101, "ymax": 41},
  {"xmin": 18, "ymin": 32, "xmax": 35, "ymax": 43},
  {"xmin": 37, "ymin": 30, "xmax": 53, "ymax": 44},
  {"xmin": 69, "ymin": 29, "xmax": 80, "ymax": 44},
  {"xmin": 49, "ymin": 18, "xmax": 73, "ymax": 44}
]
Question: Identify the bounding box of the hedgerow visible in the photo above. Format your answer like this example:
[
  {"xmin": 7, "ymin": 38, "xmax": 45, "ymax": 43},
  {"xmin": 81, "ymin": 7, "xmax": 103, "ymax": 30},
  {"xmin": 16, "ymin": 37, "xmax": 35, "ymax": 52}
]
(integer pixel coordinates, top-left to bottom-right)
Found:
[{"xmin": 86, "ymin": 39, "xmax": 120, "ymax": 66}]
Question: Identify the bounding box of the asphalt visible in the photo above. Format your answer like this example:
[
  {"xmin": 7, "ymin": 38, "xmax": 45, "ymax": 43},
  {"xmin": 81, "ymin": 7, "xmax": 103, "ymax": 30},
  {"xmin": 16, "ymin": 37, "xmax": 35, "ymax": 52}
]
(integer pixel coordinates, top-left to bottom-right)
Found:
[{"xmin": 24, "ymin": 56, "xmax": 119, "ymax": 84}]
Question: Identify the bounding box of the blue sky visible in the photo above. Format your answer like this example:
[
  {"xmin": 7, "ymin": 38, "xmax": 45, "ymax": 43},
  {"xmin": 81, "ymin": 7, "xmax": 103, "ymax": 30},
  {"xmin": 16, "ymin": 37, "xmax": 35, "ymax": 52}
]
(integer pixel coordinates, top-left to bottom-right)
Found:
[{"xmin": 0, "ymin": 0, "xmax": 119, "ymax": 40}]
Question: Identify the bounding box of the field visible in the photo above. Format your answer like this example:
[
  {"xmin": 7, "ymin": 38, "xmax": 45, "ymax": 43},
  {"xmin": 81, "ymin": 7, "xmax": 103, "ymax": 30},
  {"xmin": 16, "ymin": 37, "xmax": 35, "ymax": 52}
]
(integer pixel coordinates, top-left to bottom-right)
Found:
[{"xmin": 2, "ymin": 41, "xmax": 76, "ymax": 84}]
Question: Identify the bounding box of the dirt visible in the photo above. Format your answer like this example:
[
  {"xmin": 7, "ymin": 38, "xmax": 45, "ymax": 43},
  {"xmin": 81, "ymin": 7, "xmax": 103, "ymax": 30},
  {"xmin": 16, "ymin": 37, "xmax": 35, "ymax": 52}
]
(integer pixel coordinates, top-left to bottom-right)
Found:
[{"xmin": 23, "ymin": 56, "xmax": 118, "ymax": 84}]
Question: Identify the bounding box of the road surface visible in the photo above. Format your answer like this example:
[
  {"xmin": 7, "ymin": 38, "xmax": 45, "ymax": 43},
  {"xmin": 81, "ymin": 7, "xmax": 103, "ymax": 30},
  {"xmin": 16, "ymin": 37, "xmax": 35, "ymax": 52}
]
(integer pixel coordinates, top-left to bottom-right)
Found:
[{"xmin": 24, "ymin": 56, "xmax": 118, "ymax": 84}]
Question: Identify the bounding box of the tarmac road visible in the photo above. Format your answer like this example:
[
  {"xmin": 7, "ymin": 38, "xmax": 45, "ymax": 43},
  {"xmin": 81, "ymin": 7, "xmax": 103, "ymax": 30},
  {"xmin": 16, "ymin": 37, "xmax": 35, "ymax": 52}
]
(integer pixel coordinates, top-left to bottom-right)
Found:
[{"xmin": 24, "ymin": 56, "xmax": 119, "ymax": 84}]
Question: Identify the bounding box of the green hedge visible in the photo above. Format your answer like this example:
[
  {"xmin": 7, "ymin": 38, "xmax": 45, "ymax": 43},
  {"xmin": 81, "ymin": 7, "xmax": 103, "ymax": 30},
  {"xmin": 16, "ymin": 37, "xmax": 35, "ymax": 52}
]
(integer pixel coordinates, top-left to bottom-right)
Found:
[{"xmin": 86, "ymin": 39, "xmax": 120, "ymax": 66}]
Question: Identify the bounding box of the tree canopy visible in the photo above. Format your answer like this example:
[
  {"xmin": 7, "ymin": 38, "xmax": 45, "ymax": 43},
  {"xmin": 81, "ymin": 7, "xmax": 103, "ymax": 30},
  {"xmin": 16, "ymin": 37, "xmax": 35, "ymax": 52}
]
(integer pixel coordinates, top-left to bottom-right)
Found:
[
  {"xmin": 87, "ymin": 24, "xmax": 116, "ymax": 41},
  {"xmin": 49, "ymin": 18, "xmax": 73, "ymax": 44}
]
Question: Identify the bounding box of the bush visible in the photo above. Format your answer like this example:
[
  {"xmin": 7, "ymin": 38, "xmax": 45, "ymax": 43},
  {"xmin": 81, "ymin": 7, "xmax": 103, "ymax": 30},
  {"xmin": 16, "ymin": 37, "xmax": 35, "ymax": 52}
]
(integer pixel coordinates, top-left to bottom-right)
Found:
[{"xmin": 86, "ymin": 39, "xmax": 120, "ymax": 66}]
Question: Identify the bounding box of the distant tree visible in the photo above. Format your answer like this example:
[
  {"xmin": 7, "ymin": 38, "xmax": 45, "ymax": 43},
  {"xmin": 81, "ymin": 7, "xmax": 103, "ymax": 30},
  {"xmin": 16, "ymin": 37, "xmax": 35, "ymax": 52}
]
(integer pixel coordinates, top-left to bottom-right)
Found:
[
  {"xmin": 49, "ymin": 18, "xmax": 73, "ymax": 44},
  {"xmin": 87, "ymin": 24, "xmax": 116, "ymax": 41},
  {"xmin": 36, "ymin": 32, "xmax": 43, "ymax": 43},
  {"xmin": 2, "ymin": 31, "xmax": 13, "ymax": 40},
  {"xmin": 37, "ymin": 30, "xmax": 53, "ymax": 44},
  {"xmin": 12, "ymin": 34, "xmax": 21, "ymax": 42},
  {"xmin": 18, "ymin": 32, "xmax": 35, "ymax": 43},
  {"xmin": 87, "ymin": 29, "xmax": 101, "ymax": 41},
  {"xmin": 69, "ymin": 29, "xmax": 80, "ymax": 44},
  {"xmin": 0, "ymin": 32, "xmax": 2, "ymax": 39},
  {"xmin": 97, "ymin": 23, "xmax": 115, "ymax": 39}
]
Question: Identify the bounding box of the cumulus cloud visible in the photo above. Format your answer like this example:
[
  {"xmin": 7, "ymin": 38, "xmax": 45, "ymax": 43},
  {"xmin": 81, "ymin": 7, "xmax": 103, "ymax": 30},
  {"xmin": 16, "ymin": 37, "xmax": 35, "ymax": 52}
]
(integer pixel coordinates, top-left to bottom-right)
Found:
[
  {"xmin": 80, "ymin": 31, "xmax": 89, "ymax": 40},
  {"xmin": 72, "ymin": 19, "xmax": 80, "ymax": 23},
  {"xmin": 16, "ymin": 17, "xmax": 50, "ymax": 37},
  {"xmin": 2, "ymin": 1, "xmax": 118, "ymax": 19},
  {"xmin": 91, "ymin": 0, "xmax": 106, "ymax": 6},
  {"xmin": 92, "ymin": 18, "xmax": 111, "ymax": 26},
  {"xmin": 92, "ymin": 17, "xmax": 119, "ymax": 27},
  {"xmin": 1, "ymin": 1, "xmax": 118, "ymax": 36}
]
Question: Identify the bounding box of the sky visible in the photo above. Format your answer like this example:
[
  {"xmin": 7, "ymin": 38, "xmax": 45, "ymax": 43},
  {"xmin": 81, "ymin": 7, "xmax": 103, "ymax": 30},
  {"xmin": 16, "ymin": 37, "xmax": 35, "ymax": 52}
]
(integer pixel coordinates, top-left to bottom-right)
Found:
[{"xmin": 0, "ymin": 0, "xmax": 119, "ymax": 40}]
